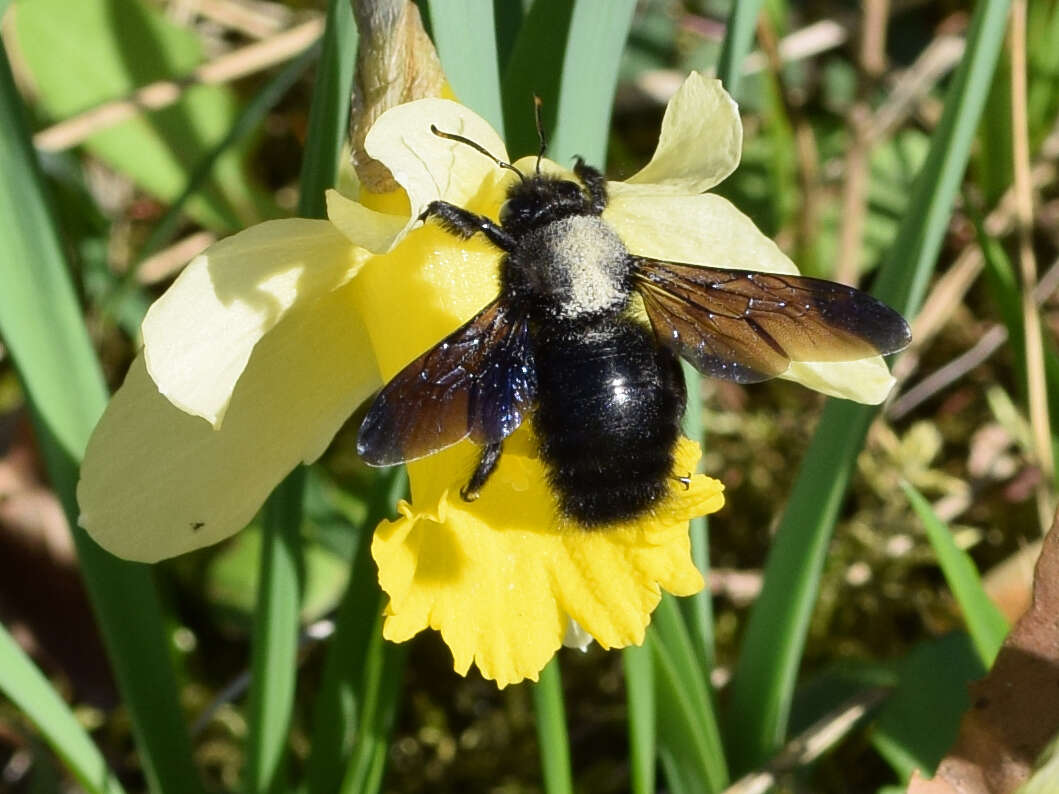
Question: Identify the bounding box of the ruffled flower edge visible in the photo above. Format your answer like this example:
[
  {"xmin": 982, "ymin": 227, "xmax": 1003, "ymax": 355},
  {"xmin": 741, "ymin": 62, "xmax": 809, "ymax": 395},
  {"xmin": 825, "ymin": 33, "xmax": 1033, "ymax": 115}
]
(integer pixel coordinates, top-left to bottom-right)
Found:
[{"xmin": 371, "ymin": 436, "xmax": 723, "ymax": 687}]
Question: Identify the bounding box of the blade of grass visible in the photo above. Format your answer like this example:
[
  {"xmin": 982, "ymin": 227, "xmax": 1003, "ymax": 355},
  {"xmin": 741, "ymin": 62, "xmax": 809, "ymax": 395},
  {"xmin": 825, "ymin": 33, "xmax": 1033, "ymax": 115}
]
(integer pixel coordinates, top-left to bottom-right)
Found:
[
  {"xmin": 870, "ymin": 632, "xmax": 984, "ymax": 779},
  {"xmin": 105, "ymin": 42, "xmax": 319, "ymax": 332},
  {"xmin": 0, "ymin": 41, "xmax": 202, "ymax": 794},
  {"xmin": 501, "ymin": 0, "xmax": 636, "ymax": 165},
  {"xmin": 653, "ymin": 595, "xmax": 728, "ymax": 791},
  {"xmin": 1010, "ymin": 0, "xmax": 1055, "ymax": 530},
  {"xmin": 0, "ymin": 627, "xmax": 125, "ymax": 794},
  {"xmin": 298, "ymin": 0, "xmax": 357, "ymax": 218},
  {"xmin": 306, "ymin": 469, "xmax": 407, "ymax": 794},
  {"xmin": 243, "ymin": 2, "xmax": 357, "ymax": 789},
  {"xmin": 135, "ymin": 44, "xmax": 318, "ymax": 267},
  {"xmin": 715, "ymin": 0, "xmax": 764, "ymax": 97},
  {"xmin": 972, "ymin": 209, "xmax": 1059, "ymax": 482},
  {"xmin": 243, "ymin": 470, "xmax": 305, "ymax": 794},
  {"xmin": 679, "ymin": 365, "xmax": 716, "ymax": 677},
  {"xmin": 533, "ymin": 657, "xmax": 574, "ymax": 794},
  {"xmin": 623, "ymin": 643, "xmax": 656, "ymax": 794},
  {"xmin": 725, "ymin": 0, "xmax": 1012, "ymax": 773},
  {"xmin": 336, "ymin": 630, "xmax": 408, "ymax": 794},
  {"xmin": 652, "ymin": 631, "xmax": 723, "ymax": 793},
  {"xmin": 901, "ymin": 482, "xmax": 1009, "ymax": 665},
  {"xmin": 423, "ymin": 0, "xmax": 504, "ymax": 130}
]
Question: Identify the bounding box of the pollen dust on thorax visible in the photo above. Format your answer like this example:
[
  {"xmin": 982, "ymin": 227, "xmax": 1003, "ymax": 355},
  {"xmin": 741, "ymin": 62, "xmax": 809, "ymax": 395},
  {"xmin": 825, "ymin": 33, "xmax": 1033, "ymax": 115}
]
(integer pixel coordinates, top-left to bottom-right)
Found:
[{"xmin": 542, "ymin": 215, "xmax": 628, "ymax": 318}]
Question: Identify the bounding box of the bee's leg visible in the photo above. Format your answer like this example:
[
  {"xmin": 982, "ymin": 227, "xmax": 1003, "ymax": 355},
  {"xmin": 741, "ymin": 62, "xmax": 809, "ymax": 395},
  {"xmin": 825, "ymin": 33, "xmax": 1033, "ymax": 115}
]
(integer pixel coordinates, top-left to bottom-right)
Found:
[
  {"xmin": 460, "ymin": 442, "xmax": 504, "ymax": 502},
  {"xmin": 573, "ymin": 157, "xmax": 608, "ymax": 214},
  {"xmin": 419, "ymin": 201, "xmax": 516, "ymax": 252},
  {"xmin": 674, "ymin": 474, "xmax": 692, "ymax": 490}
]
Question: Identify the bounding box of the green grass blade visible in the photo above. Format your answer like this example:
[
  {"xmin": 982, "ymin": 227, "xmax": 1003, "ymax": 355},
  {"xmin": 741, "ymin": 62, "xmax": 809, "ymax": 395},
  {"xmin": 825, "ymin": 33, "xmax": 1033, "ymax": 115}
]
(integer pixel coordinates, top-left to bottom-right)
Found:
[
  {"xmin": 306, "ymin": 470, "xmax": 407, "ymax": 794},
  {"xmin": 623, "ymin": 643, "xmax": 656, "ymax": 794},
  {"xmin": 0, "ymin": 40, "xmax": 202, "ymax": 794},
  {"xmin": 424, "ymin": 0, "xmax": 504, "ymax": 130},
  {"xmin": 652, "ymin": 595, "xmax": 727, "ymax": 791},
  {"xmin": 14, "ymin": 0, "xmax": 268, "ymax": 229},
  {"xmin": 298, "ymin": 0, "xmax": 357, "ymax": 218},
  {"xmin": 901, "ymin": 483, "xmax": 1009, "ymax": 666},
  {"xmin": 337, "ymin": 632, "xmax": 408, "ymax": 794},
  {"xmin": 871, "ymin": 0, "xmax": 1013, "ymax": 312},
  {"xmin": 136, "ymin": 44, "xmax": 318, "ymax": 266},
  {"xmin": 725, "ymin": 0, "xmax": 1012, "ymax": 773},
  {"xmin": 243, "ymin": 470, "xmax": 305, "ymax": 794},
  {"xmin": 715, "ymin": 0, "xmax": 764, "ymax": 97},
  {"xmin": 533, "ymin": 657, "xmax": 574, "ymax": 794},
  {"xmin": 106, "ymin": 43, "xmax": 319, "ymax": 329},
  {"xmin": 0, "ymin": 627, "xmax": 125, "ymax": 794},
  {"xmin": 973, "ymin": 209, "xmax": 1059, "ymax": 479},
  {"xmin": 244, "ymin": 3, "xmax": 357, "ymax": 788},
  {"xmin": 652, "ymin": 632, "xmax": 722, "ymax": 793},
  {"xmin": 871, "ymin": 633, "xmax": 983, "ymax": 779},
  {"xmin": 678, "ymin": 364, "xmax": 716, "ymax": 677},
  {"xmin": 501, "ymin": 0, "xmax": 636, "ymax": 165}
]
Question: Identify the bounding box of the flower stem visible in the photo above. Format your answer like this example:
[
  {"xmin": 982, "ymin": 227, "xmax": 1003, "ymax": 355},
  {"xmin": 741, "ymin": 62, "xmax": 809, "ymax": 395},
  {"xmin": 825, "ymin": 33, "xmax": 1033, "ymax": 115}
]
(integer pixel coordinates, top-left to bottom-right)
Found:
[{"xmin": 533, "ymin": 657, "xmax": 574, "ymax": 794}]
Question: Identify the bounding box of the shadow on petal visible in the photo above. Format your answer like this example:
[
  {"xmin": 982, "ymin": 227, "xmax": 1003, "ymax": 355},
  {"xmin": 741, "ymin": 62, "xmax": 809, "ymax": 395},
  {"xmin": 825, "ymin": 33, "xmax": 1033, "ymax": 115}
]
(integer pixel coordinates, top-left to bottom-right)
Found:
[{"xmin": 79, "ymin": 281, "xmax": 378, "ymax": 562}]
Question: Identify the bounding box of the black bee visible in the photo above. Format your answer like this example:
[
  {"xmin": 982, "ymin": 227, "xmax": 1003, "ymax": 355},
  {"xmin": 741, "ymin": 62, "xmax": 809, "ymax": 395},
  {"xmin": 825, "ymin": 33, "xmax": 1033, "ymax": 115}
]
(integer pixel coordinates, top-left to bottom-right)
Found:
[{"xmin": 357, "ymin": 119, "xmax": 911, "ymax": 526}]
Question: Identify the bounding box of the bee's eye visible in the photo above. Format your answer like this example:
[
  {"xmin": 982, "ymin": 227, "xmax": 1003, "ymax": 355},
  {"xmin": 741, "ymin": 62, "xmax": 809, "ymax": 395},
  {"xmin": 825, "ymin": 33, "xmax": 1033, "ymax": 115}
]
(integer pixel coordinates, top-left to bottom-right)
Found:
[{"xmin": 499, "ymin": 200, "xmax": 513, "ymax": 225}]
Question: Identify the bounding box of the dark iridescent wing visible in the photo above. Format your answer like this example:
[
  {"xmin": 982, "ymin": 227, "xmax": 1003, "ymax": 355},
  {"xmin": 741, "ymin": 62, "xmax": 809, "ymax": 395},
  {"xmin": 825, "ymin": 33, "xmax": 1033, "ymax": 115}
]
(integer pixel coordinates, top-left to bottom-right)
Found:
[
  {"xmin": 357, "ymin": 299, "xmax": 536, "ymax": 466},
  {"xmin": 634, "ymin": 259, "xmax": 911, "ymax": 383}
]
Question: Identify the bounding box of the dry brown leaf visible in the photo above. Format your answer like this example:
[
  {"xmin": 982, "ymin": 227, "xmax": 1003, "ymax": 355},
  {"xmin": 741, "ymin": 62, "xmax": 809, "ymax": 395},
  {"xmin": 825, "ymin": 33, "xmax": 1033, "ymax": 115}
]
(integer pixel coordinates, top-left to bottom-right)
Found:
[
  {"xmin": 349, "ymin": 0, "xmax": 446, "ymax": 192},
  {"xmin": 907, "ymin": 513, "xmax": 1059, "ymax": 794}
]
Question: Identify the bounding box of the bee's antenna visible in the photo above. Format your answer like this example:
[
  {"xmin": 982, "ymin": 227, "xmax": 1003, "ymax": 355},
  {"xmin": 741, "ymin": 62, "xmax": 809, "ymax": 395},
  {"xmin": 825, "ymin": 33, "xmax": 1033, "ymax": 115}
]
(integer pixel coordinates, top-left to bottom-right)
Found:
[
  {"xmin": 533, "ymin": 95, "xmax": 547, "ymax": 176},
  {"xmin": 430, "ymin": 125, "xmax": 525, "ymax": 182}
]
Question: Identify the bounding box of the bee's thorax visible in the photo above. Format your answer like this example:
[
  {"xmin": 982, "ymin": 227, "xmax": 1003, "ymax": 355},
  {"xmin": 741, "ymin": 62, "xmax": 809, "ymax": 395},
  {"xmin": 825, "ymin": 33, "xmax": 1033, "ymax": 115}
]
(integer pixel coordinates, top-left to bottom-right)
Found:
[{"xmin": 505, "ymin": 215, "xmax": 631, "ymax": 320}]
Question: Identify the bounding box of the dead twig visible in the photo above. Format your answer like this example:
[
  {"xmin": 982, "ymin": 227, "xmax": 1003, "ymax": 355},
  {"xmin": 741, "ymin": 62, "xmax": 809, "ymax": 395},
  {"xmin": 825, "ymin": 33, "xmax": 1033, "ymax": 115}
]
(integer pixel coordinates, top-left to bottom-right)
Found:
[
  {"xmin": 889, "ymin": 257, "xmax": 1059, "ymax": 421},
  {"xmin": 721, "ymin": 688, "xmax": 891, "ymax": 794},
  {"xmin": 834, "ymin": 0, "xmax": 891, "ymax": 286},
  {"xmin": 1009, "ymin": 0, "xmax": 1055, "ymax": 531},
  {"xmin": 32, "ymin": 16, "xmax": 324, "ymax": 152}
]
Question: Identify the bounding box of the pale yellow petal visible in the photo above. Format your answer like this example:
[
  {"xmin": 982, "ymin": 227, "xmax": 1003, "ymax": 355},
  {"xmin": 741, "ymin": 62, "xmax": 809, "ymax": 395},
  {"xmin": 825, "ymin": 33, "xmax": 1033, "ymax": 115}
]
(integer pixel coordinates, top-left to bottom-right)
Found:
[
  {"xmin": 606, "ymin": 192, "xmax": 797, "ymax": 274},
  {"xmin": 617, "ymin": 73, "xmax": 742, "ymax": 196},
  {"xmin": 365, "ymin": 98, "xmax": 509, "ymax": 221},
  {"xmin": 371, "ymin": 433, "xmax": 722, "ymax": 687},
  {"xmin": 142, "ymin": 219, "xmax": 365, "ymax": 427},
  {"xmin": 78, "ymin": 281, "xmax": 378, "ymax": 562},
  {"xmin": 607, "ymin": 193, "xmax": 898, "ymax": 402},
  {"xmin": 783, "ymin": 358, "xmax": 896, "ymax": 404},
  {"xmin": 325, "ymin": 189, "xmax": 407, "ymax": 253}
]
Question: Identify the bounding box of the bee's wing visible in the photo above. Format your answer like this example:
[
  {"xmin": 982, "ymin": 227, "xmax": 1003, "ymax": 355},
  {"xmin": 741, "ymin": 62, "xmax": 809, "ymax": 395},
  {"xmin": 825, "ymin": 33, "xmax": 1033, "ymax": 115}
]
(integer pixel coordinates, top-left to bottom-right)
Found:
[
  {"xmin": 357, "ymin": 299, "xmax": 536, "ymax": 466},
  {"xmin": 633, "ymin": 258, "xmax": 911, "ymax": 383}
]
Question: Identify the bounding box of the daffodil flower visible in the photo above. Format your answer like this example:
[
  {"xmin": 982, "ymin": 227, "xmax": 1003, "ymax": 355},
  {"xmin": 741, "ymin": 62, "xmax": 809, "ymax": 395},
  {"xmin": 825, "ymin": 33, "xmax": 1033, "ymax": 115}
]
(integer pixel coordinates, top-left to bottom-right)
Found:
[{"xmin": 77, "ymin": 72, "xmax": 895, "ymax": 687}]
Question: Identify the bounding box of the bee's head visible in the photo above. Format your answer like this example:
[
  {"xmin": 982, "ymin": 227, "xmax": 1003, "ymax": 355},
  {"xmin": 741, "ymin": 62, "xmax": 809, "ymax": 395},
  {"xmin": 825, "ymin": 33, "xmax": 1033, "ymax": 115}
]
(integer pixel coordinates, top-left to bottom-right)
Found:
[
  {"xmin": 431, "ymin": 99, "xmax": 593, "ymax": 235},
  {"xmin": 499, "ymin": 176, "xmax": 592, "ymax": 234}
]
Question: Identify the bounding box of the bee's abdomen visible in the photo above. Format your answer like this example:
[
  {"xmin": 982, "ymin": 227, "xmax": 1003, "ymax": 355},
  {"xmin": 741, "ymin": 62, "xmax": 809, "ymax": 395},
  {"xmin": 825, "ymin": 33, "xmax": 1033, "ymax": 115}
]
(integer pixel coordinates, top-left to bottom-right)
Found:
[{"xmin": 532, "ymin": 318, "xmax": 687, "ymax": 526}]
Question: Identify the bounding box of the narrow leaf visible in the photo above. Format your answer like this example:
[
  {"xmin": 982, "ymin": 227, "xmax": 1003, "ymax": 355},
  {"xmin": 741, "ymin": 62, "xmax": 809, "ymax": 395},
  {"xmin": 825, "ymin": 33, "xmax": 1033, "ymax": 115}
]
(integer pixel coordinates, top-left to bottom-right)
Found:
[
  {"xmin": 0, "ymin": 40, "xmax": 201, "ymax": 794},
  {"xmin": 726, "ymin": 0, "xmax": 1013, "ymax": 772},
  {"xmin": 533, "ymin": 658, "xmax": 574, "ymax": 794},
  {"xmin": 0, "ymin": 627, "xmax": 126, "ymax": 794},
  {"xmin": 425, "ymin": 0, "xmax": 504, "ymax": 130},
  {"xmin": 902, "ymin": 482, "xmax": 1009, "ymax": 666}
]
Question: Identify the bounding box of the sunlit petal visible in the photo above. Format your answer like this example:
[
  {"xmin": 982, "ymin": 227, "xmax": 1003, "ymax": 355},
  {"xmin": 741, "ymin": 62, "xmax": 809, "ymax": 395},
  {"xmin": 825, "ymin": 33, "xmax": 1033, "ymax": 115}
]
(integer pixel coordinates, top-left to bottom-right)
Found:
[
  {"xmin": 784, "ymin": 359, "xmax": 896, "ymax": 404},
  {"xmin": 79, "ymin": 281, "xmax": 377, "ymax": 562},
  {"xmin": 616, "ymin": 72, "xmax": 742, "ymax": 196},
  {"xmin": 606, "ymin": 192, "xmax": 797, "ymax": 274},
  {"xmin": 143, "ymin": 220, "xmax": 366, "ymax": 426},
  {"xmin": 365, "ymin": 98, "xmax": 509, "ymax": 221},
  {"xmin": 326, "ymin": 189, "xmax": 407, "ymax": 253}
]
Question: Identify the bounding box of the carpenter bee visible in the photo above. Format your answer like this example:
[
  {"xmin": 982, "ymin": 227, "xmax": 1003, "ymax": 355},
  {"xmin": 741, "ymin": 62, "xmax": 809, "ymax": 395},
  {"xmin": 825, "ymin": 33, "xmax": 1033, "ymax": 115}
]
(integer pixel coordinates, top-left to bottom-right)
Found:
[{"xmin": 357, "ymin": 112, "xmax": 911, "ymax": 526}]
